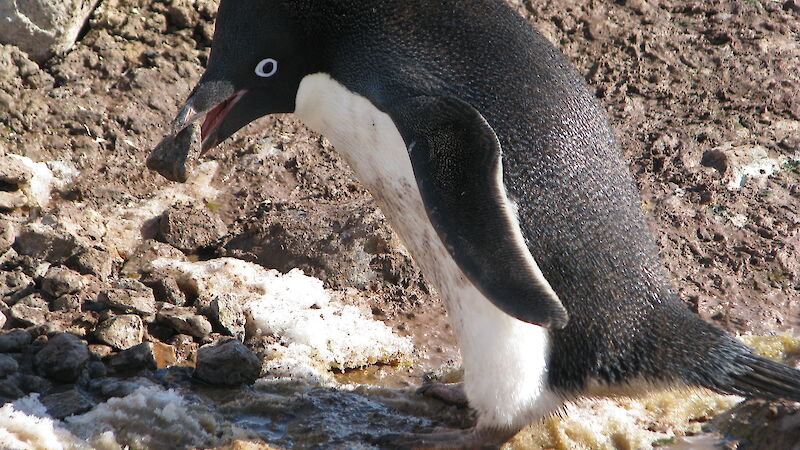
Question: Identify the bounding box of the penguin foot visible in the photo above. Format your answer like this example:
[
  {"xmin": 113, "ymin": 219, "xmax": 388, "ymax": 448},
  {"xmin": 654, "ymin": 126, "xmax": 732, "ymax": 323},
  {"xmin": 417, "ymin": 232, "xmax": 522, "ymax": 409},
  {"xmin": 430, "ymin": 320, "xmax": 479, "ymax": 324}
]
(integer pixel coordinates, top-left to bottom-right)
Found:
[
  {"xmin": 417, "ymin": 382, "xmax": 469, "ymax": 407},
  {"xmin": 372, "ymin": 427, "xmax": 517, "ymax": 449}
]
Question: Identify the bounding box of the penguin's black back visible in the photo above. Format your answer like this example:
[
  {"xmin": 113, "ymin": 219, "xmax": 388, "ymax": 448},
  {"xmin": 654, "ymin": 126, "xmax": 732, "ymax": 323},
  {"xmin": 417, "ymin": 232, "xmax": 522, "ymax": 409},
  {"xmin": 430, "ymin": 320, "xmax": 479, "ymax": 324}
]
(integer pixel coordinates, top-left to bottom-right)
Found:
[{"xmin": 284, "ymin": 0, "xmax": 800, "ymax": 399}]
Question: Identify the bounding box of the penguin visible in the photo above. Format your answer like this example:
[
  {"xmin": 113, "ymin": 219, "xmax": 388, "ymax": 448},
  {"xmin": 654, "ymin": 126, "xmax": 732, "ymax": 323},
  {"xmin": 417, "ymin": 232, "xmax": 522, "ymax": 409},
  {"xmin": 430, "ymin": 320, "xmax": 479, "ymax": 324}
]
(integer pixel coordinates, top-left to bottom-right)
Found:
[{"xmin": 160, "ymin": 0, "xmax": 800, "ymax": 447}]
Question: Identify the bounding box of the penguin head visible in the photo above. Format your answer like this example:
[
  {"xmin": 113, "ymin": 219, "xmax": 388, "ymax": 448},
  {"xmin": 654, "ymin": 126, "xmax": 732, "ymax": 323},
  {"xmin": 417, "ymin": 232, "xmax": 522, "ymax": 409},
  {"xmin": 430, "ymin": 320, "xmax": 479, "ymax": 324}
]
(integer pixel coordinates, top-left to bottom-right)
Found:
[{"xmin": 171, "ymin": 0, "xmax": 317, "ymax": 152}]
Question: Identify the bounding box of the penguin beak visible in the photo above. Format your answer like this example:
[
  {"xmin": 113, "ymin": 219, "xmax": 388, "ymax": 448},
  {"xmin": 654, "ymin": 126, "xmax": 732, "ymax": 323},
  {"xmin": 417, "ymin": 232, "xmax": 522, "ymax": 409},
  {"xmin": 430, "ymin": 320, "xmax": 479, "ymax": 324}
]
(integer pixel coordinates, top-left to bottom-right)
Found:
[{"xmin": 171, "ymin": 90, "xmax": 248, "ymax": 154}]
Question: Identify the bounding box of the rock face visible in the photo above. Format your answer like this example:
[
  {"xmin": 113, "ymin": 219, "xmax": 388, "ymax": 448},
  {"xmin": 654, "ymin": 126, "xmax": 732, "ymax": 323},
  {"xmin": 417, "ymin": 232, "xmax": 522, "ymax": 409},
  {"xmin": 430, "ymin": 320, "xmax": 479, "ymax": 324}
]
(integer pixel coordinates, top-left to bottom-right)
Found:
[
  {"xmin": 0, "ymin": 0, "xmax": 102, "ymax": 62},
  {"xmin": 194, "ymin": 339, "xmax": 260, "ymax": 386}
]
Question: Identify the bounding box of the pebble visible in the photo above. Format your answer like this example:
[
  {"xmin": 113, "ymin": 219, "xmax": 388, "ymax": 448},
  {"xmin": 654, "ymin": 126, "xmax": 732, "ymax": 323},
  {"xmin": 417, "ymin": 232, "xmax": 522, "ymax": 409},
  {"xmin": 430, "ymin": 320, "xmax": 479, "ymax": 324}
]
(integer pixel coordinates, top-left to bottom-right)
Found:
[
  {"xmin": 142, "ymin": 275, "xmax": 186, "ymax": 306},
  {"xmin": 207, "ymin": 294, "xmax": 245, "ymax": 340},
  {"xmin": 194, "ymin": 339, "xmax": 260, "ymax": 386},
  {"xmin": 94, "ymin": 314, "xmax": 144, "ymax": 350},
  {"xmin": 40, "ymin": 389, "xmax": 95, "ymax": 419},
  {"xmin": 9, "ymin": 293, "xmax": 49, "ymax": 327},
  {"xmin": 42, "ymin": 266, "xmax": 86, "ymax": 297},
  {"xmin": 88, "ymin": 344, "xmax": 114, "ymax": 359},
  {"xmin": 0, "ymin": 329, "xmax": 32, "ymax": 352},
  {"xmin": 34, "ymin": 332, "xmax": 90, "ymax": 382},
  {"xmin": 158, "ymin": 306, "xmax": 213, "ymax": 339}
]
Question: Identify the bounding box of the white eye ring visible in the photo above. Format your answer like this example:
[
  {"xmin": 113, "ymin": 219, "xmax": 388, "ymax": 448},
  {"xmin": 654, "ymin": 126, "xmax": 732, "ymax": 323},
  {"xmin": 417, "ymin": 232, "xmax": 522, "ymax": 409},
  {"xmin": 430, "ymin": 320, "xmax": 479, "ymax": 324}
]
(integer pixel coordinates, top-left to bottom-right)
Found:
[{"xmin": 255, "ymin": 58, "xmax": 278, "ymax": 78}]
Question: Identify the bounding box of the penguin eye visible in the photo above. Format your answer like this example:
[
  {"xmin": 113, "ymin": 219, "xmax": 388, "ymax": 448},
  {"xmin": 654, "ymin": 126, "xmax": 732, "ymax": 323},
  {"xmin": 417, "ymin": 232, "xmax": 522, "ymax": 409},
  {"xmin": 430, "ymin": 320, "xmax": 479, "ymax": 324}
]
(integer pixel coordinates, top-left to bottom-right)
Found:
[{"xmin": 255, "ymin": 58, "xmax": 278, "ymax": 78}]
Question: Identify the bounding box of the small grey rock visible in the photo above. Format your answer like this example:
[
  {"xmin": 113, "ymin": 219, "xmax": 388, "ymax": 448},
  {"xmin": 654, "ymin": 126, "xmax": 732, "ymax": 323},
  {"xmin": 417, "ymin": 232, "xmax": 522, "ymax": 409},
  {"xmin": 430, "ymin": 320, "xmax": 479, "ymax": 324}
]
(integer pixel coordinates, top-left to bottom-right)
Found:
[
  {"xmin": 142, "ymin": 276, "xmax": 186, "ymax": 306},
  {"xmin": 194, "ymin": 339, "xmax": 260, "ymax": 386},
  {"xmin": 0, "ymin": 310, "xmax": 5, "ymax": 329},
  {"xmin": 0, "ymin": 354, "xmax": 18, "ymax": 377},
  {"xmin": 206, "ymin": 294, "xmax": 245, "ymax": 341},
  {"xmin": 99, "ymin": 281, "xmax": 157, "ymax": 321},
  {"xmin": 40, "ymin": 389, "xmax": 95, "ymax": 419},
  {"xmin": 107, "ymin": 342, "xmax": 157, "ymax": 373},
  {"xmin": 67, "ymin": 246, "xmax": 114, "ymax": 279},
  {"xmin": 34, "ymin": 333, "xmax": 90, "ymax": 382},
  {"xmin": 158, "ymin": 306, "xmax": 212, "ymax": 339},
  {"xmin": 0, "ymin": 329, "xmax": 32, "ymax": 352},
  {"xmin": 42, "ymin": 266, "xmax": 86, "ymax": 297},
  {"xmin": 9, "ymin": 293, "xmax": 48, "ymax": 327},
  {"xmin": 94, "ymin": 314, "xmax": 144, "ymax": 350},
  {"xmin": 158, "ymin": 203, "xmax": 227, "ymax": 253}
]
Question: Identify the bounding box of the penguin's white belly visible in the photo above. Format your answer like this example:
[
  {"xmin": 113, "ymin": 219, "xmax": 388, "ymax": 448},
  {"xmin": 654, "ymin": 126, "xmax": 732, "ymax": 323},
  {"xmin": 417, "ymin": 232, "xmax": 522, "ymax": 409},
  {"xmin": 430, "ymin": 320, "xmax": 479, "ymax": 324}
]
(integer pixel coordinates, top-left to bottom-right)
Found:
[{"xmin": 295, "ymin": 73, "xmax": 560, "ymax": 430}]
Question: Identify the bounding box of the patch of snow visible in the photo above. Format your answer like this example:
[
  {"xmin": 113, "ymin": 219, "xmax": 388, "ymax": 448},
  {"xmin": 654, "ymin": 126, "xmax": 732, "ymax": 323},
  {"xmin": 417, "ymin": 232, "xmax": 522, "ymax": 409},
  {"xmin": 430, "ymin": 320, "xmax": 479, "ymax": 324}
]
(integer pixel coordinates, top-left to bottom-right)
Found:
[
  {"xmin": 45, "ymin": 160, "xmax": 80, "ymax": 190},
  {"xmin": 65, "ymin": 386, "xmax": 217, "ymax": 449},
  {"xmin": 152, "ymin": 258, "xmax": 413, "ymax": 378},
  {"xmin": 0, "ymin": 395, "xmax": 82, "ymax": 450},
  {"xmin": 7, "ymin": 154, "xmax": 54, "ymax": 208}
]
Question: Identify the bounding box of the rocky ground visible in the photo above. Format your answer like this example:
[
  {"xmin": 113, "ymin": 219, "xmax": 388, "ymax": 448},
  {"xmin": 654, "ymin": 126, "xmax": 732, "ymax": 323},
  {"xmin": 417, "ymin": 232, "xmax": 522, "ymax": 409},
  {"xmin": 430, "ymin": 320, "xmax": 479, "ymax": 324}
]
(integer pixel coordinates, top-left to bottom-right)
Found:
[{"xmin": 0, "ymin": 0, "xmax": 798, "ymax": 449}]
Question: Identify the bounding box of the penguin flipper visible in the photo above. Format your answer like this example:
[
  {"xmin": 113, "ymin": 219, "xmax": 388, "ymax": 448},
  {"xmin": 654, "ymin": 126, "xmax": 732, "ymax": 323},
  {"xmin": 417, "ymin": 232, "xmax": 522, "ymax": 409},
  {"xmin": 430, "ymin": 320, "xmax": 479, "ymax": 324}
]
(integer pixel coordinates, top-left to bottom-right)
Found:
[{"xmin": 387, "ymin": 96, "xmax": 568, "ymax": 329}]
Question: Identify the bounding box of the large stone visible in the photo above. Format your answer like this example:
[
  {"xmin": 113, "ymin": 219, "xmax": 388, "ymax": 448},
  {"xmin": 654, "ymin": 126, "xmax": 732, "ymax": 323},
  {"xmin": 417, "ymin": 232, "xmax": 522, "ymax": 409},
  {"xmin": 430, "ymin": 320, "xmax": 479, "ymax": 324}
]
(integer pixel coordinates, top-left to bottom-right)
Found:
[
  {"xmin": 194, "ymin": 339, "xmax": 260, "ymax": 386},
  {"xmin": 0, "ymin": 0, "xmax": 102, "ymax": 62},
  {"xmin": 34, "ymin": 333, "xmax": 90, "ymax": 382},
  {"xmin": 157, "ymin": 306, "xmax": 212, "ymax": 339},
  {"xmin": 158, "ymin": 203, "xmax": 228, "ymax": 253},
  {"xmin": 94, "ymin": 314, "xmax": 143, "ymax": 350}
]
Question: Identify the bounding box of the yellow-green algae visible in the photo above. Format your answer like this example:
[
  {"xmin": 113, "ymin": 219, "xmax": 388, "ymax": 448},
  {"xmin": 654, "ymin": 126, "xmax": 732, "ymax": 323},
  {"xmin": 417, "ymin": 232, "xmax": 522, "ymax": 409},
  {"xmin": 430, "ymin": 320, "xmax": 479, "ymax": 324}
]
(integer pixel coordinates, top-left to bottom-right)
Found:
[{"xmin": 504, "ymin": 333, "xmax": 800, "ymax": 450}]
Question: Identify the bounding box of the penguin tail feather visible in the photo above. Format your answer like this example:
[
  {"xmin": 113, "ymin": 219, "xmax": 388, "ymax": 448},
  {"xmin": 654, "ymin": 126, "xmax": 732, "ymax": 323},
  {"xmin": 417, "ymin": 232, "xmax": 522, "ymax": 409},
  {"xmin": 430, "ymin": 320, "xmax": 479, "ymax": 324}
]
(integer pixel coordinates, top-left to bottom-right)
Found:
[{"xmin": 724, "ymin": 353, "xmax": 800, "ymax": 402}]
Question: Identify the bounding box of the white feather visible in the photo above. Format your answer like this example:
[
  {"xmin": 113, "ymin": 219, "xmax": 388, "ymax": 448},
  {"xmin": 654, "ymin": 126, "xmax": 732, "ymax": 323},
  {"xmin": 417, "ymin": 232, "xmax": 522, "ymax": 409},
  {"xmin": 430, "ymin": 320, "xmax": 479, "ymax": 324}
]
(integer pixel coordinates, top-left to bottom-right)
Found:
[{"xmin": 294, "ymin": 73, "xmax": 561, "ymax": 430}]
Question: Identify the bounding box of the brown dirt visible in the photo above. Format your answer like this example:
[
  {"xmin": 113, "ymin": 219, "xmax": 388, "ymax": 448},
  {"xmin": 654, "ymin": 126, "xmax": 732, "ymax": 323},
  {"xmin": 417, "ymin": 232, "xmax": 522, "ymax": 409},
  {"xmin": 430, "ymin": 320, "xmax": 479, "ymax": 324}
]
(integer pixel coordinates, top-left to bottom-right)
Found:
[{"xmin": 1, "ymin": 0, "xmax": 799, "ymax": 446}]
